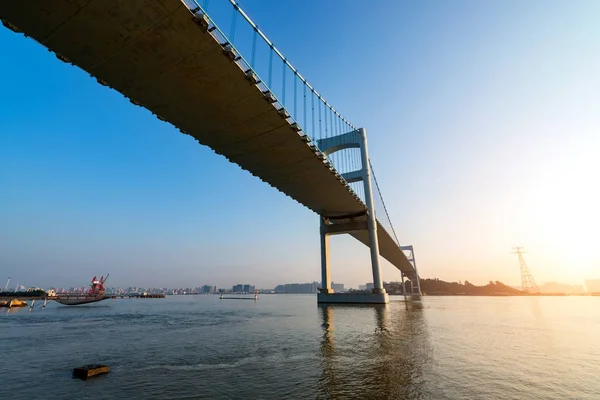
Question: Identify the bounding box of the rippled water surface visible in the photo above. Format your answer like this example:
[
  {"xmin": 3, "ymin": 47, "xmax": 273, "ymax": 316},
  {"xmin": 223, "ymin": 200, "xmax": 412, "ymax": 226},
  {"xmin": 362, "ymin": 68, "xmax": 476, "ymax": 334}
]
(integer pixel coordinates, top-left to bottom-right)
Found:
[{"xmin": 1, "ymin": 295, "xmax": 598, "ymax": 399}]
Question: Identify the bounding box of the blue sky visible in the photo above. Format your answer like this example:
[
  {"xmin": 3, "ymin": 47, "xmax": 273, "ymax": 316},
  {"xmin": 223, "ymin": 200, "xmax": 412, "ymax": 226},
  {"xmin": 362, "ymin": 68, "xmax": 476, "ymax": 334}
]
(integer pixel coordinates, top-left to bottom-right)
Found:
[{"xmin": 1, "ymin": 0, "xmax": 599, "ymax": 289}]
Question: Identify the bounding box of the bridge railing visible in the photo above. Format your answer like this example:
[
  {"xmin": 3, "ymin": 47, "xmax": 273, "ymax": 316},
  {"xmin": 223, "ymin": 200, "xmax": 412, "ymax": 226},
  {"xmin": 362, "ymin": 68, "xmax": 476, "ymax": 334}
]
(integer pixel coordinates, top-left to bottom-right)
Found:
[{"xmin": 180, "ymin": 0, "xmax": 402, "ymax": 248}]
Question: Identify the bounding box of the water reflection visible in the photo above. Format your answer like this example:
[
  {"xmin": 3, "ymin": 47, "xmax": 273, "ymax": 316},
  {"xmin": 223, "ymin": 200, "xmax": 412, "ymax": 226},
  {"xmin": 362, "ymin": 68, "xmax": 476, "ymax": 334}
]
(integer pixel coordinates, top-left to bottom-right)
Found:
[
  {"xmin": 319, "ymin": 305, "xmax": 337, "ymax": 399},
  {"xmin": 317, "ymin": 302, "xmax": 432, "ymax": 399},
  {"xmin": 4, "ymin": 306, "xmax": 27, "ymax": 315}
]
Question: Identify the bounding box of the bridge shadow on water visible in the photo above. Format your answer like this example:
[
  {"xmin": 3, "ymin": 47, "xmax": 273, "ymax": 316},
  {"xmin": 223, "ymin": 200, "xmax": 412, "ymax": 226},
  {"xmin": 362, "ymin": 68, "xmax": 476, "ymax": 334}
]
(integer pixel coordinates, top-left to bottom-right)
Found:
[{"xmin": 317, "ymin": 301, "xmax": 432, "ymax": 399}]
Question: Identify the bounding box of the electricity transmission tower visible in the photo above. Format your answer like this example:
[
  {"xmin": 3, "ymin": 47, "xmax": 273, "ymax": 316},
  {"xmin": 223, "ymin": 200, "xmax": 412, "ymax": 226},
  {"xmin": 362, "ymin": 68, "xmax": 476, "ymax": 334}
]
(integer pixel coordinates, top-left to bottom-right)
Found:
[{"xmin": 513, "ymin": 247, "xmax": 539, "ymax": 293}]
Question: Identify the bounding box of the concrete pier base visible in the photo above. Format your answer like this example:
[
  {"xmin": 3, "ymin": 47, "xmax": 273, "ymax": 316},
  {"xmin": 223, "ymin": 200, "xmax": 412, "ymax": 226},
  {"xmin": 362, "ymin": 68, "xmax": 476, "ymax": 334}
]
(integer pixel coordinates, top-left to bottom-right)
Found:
[{"xmin": 317, "ymin": 291, "xmax": 389, "ymax": 304}]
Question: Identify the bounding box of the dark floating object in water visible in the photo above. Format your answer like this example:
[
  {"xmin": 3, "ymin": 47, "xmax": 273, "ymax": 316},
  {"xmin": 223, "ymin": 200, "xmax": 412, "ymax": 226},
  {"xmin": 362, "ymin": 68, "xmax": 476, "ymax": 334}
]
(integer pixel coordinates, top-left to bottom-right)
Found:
[{"xmin": 72, "ymin": 364, "xmax": 110, "ymax": 380}]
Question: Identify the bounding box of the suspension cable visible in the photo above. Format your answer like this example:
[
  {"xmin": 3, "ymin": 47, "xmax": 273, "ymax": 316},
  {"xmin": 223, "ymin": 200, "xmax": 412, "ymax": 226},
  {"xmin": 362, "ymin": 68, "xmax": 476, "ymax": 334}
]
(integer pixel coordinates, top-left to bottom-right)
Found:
[{"xmin": 369, "ymin": 161, "xmax": 400, "ymax": 246}]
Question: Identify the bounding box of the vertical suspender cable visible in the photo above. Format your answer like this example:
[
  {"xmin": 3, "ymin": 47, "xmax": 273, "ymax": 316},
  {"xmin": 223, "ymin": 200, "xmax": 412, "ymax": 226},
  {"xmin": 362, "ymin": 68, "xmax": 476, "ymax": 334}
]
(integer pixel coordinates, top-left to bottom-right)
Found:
[
  {"xmin": 282, "ymin": 60, "xmax": 286, "ymax": 107},
  {"xmin": 268, "ymin": 46, "xmax": 273, "ymax": 89},
  {"xmin": 332, "ymin": 112, "xmax": 337, "ymax": 171},
  {"xmin": 328, "ymin": 108, "xmax": 339, "ymax": 162},
  {"xmin": 340, "ymin": 118, "xmax": 344, "ymax": 175},
  {"xmin": 324, "ymin": 105, "xmax": 328, "ymax": 141},
  {"xmin": 331, "ymin": 113, "xmax": 336, "ymax": 168},
  {"xmin": 340, "ymin": 118, "xmax": 345, "ymax": 175},
  {"xmin": 303, "ymin": 84, "xmax": 307, "ymax": 134},
  {"xmin": 311, "ymin": 92, "xmax": 315, "ymax": 141},
  {"xmin": 293, "ymin": 73, "xmax": 297, "ymax": 120},
  {"xmin": 230, "ymin": 4, "xmax": 238, "ymax": 44},
  {"xmin": 250, "ymin": 29, "xmax": 257, "ymax": 69},
  {"xmin": 318, "ymin": 100, "xmax": 322, "ymax": 141}
]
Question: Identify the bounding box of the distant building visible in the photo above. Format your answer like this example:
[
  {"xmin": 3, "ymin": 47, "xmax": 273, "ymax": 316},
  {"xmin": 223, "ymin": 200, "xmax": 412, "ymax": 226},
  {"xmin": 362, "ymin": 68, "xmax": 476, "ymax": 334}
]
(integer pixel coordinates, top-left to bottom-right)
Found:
[
  {"xmin": 539, "ymin": 282, "xmax": 585, "ymax": 294},
  {"xmin": 274, "ymin": 282, "xmax": 319, "ymax": 294},
  {"xmin": 202, "ymin": 285, "xmax": 213, "ymax": 294},
  {"xmin": 585, "ymin": 279, "xmax": 600, "ymax": 293},
  {"xmin": 233, "ymin": 284, "xmax": 243, "ymax": 293},
  {"xmin": 366, "ymin": 282, "xmax": 374, "ymax": 291},
  {"xmin": 331, "ymin": 282, "xmax": 345, "ymax": 292},
  {"xmin": 358, "ymin": 285, "xmax": 367, "ymax": 290},
  {"xmin": 232, "ymin": 284, "xmax": 253, "ymax": 293},
  {"xmin": 383, "ymin": 281, "xmax": 404, "ymax": 294}
]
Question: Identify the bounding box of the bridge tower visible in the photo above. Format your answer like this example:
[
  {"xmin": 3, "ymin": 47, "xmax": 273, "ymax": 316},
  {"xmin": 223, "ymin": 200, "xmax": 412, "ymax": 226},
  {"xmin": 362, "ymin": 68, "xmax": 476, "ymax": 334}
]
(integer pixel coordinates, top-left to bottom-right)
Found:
[
  {"xmin": 316, "ymin": 128, "xmax": 388, "ymax": 304},
  {"xmin": 513, "ymin": 246, "xmax": 539, "ymax": 293},
  {"xmin": 401, "ymin": 245, "xmax": 422, "ymax": 295}
]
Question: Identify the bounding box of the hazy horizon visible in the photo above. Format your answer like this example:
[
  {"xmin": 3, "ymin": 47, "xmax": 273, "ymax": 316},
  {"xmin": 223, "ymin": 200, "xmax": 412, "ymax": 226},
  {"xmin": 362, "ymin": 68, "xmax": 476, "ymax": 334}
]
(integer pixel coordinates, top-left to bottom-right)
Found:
[
  {"xmin": 1, "ymin": 273, "xmax": 596, "ymax": 293},
  {"xmin": 1, "ymin": 0, "xmax": 599, "ymax": 290}
]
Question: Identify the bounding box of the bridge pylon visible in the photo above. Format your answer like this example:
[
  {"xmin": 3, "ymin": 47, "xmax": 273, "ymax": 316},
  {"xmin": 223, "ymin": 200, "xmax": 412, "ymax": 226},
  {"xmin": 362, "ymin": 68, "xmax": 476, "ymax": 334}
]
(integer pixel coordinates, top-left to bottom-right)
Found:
[
  {"xmin": 400, "ymin": 245, "xmax": 422, "ymax": 296},
  {"xmin": 316, "ymin": 128, "xmax": 388, "ymax": 304}
]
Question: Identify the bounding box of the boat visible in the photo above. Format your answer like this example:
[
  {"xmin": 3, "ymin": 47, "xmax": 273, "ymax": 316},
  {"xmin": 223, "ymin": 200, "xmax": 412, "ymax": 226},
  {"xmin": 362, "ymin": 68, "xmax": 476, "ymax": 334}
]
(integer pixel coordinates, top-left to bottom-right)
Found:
[
  {"xmin": 54, "ymin": 294, "xmax": 109, "ymax": 305},
  {"xmin": 54, "ymin": 275, "xmax": 110, "ymax": 306},
  {"xmin": 0, "ymin": 299, "xmax": 28, "ymax": 308},
  {"xmin": 10, "ymin": 299, "xmax": 28, "ymax": 307}
]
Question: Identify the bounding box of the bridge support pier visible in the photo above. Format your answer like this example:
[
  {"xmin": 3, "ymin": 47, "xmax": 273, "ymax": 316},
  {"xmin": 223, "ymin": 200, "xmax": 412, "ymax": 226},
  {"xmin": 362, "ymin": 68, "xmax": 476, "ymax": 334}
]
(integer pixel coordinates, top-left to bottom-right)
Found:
[
  {"xmin": 319, "ymin": 217, "xmax": 333, "ymax": 294},
  {"xmin": 317, "ymin": 128, "xmax": 388, "ymax": 304}
]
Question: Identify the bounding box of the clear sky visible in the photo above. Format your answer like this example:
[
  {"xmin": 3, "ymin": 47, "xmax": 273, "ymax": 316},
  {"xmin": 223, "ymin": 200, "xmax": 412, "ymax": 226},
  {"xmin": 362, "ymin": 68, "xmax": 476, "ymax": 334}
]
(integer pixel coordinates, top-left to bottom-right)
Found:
[{"xmin": 1, "ymin": 0, "xmax": 599, "ymax": 290}]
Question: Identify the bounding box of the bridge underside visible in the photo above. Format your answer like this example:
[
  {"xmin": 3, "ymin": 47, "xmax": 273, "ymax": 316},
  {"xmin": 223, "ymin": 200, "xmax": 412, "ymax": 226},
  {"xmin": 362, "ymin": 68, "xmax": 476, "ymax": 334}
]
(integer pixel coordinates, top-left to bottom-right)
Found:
[{"xmin": 1, "ymin": 0, "xmax": 416, "ymax": 277}]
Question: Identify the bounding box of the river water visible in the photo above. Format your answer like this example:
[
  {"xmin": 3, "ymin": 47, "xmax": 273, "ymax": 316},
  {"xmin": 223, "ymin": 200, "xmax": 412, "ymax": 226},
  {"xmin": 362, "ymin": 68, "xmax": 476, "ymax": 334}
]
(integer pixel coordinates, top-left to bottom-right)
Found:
[{"xmin": 1, "ymin": 295, "xmax": 598, "ymax": 399}]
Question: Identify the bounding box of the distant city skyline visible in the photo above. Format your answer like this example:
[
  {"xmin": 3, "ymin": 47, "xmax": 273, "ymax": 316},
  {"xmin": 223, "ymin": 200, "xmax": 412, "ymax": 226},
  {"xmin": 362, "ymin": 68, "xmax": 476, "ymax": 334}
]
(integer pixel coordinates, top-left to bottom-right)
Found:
[
  {"xmin": 2, "ymin": 274, "xmax": 598, "ymax": 296},
  {"xmin": 1, "ymin": 1, "xmax": 599, "ymax": 288}
]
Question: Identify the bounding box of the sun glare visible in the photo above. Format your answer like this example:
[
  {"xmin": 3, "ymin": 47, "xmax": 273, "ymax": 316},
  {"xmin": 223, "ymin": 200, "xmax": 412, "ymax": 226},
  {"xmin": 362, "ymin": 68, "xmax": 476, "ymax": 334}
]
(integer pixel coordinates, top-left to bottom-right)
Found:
[{"xmin": 525, "ymin": 145, "xmax": 600, "ymax": 281}]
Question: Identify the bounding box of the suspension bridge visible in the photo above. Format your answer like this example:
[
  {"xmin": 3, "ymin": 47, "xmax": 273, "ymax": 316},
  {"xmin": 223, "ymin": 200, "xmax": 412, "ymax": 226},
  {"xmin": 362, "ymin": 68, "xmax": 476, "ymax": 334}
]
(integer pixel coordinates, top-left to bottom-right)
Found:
[{"xmin": 1, "ymin": 0, "xmax": 422, "ymax": 303}]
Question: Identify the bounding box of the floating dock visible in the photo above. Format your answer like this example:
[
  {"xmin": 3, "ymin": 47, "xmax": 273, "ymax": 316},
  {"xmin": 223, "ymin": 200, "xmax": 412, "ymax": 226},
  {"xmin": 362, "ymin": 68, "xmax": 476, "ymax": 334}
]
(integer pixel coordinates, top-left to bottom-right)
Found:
[
  {"xmin": 220, "ymin": 291, "xmax": 258, "ymax": 301},
  {"xmin": 127, "ymin": 293, "xmax": 166, "ymax": 298}
]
